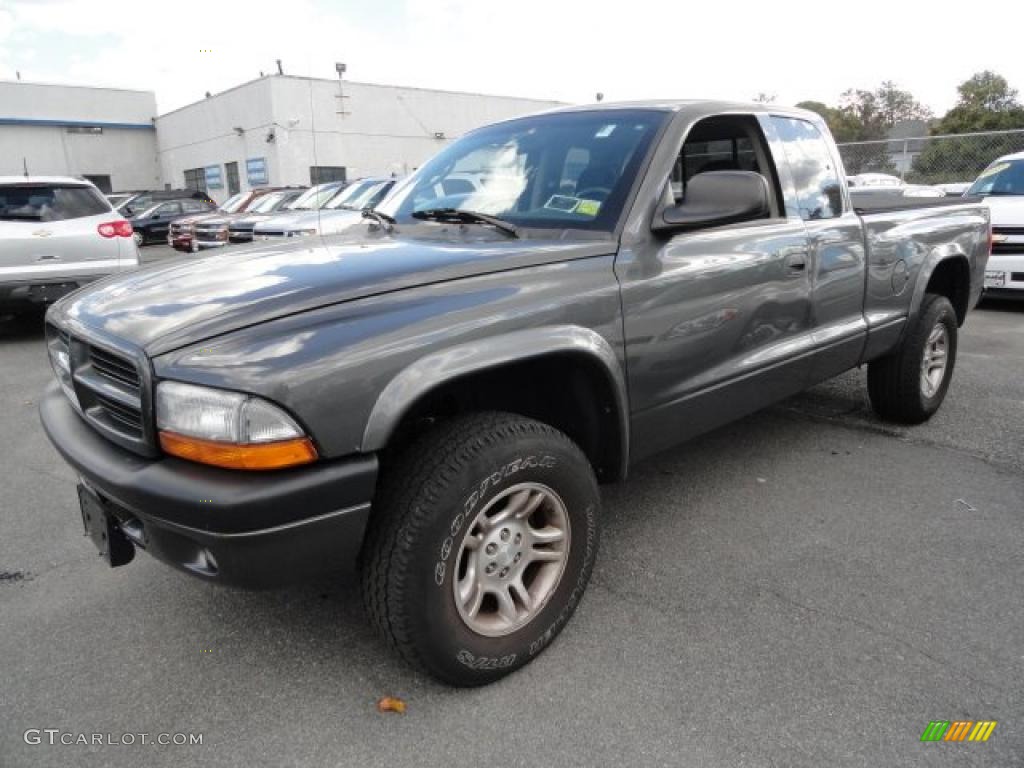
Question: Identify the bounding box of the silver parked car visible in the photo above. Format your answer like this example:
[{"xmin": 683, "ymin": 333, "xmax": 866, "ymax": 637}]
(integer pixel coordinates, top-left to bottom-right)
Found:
[{"xmin": 0, "ymin": 176, "xmax": 140, "ymax": 314}]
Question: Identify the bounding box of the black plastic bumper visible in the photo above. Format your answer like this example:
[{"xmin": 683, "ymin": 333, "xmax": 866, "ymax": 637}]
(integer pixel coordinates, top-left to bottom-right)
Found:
[{"xmin": 39, "ymin": 382, "xmax": 378, "ymax": 588}]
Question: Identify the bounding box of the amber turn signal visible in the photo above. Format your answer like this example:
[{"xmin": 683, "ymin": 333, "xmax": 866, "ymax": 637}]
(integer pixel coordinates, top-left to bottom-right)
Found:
[{"xmin": 159, "ymin": 431, "xmax": 318, "ymax": 470}]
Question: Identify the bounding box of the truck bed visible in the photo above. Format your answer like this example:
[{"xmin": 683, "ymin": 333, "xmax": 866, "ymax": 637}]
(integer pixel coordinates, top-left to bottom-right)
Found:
[{"xmin": 852, "ymin": 192, "xmax": 982, "ymax": 214}]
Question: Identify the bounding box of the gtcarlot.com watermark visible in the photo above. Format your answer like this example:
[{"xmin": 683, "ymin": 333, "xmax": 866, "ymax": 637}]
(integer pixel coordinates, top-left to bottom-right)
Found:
[{"xmin": 24, "ymin": 729, "xmax": 203, "ymax": 746}]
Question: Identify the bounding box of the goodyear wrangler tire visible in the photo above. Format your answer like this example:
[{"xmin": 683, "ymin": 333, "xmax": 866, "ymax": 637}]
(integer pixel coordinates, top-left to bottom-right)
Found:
[
  {"xmin": 867, "ymin": 293, "xmax": 958, "ymax": 425},
  {"xmin": 360, "ymin": 412, "xmax": 600, "ymax": 686}
]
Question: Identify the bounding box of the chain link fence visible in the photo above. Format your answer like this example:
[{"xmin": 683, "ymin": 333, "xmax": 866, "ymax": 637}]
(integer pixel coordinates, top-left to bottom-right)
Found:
[{"xmin": 837, "ymin": 129, "xmax": 1024, "ymax": 186}]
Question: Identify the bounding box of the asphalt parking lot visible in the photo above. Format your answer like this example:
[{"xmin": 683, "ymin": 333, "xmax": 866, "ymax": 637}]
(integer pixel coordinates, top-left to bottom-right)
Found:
[{"xmin": 1, "ymin": 259, "xmax": 1022, "ymax": 766}]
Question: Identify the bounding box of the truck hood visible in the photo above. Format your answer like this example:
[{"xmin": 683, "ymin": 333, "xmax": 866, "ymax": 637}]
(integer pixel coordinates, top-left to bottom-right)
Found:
[
  {"xmin": 283, "ymin": 209, "xmax": 363, "ymax": 233},
  {"xmin": 53, "ymin": 229, "xmax": 614, "ymax": 356},
  {"xmin": 229, "ymin": 213, "xmax": 276, "ymax": 228},
  {"xmin": 172, "ymin": 212, "xmax": 223, "ymax": 227},
  {"xmin": 982, "ymin": 195, "xmax": 1024, "ymax": 227},
  {"xmin": 253, "ymin": 211, "xmax": 310, "ymax": 232}
]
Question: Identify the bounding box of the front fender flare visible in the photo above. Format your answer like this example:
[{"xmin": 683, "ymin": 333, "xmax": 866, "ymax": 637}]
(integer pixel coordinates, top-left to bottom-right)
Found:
[{"xmin": 360, "ymin": 325, "xmax": 629, "ymax": 474}]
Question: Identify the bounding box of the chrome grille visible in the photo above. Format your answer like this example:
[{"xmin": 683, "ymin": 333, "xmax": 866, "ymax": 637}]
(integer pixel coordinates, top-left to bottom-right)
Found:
[
  {"xmin": 46, "ymin": 322, "xmax": 156, "ymax": 457},
  {"xmin": 993, "ymin": 242, "xmax": 1024, "ymax": 255},
  {"xmin": 94, "ymin": 393, "xmax": 144, "ymax": 431},
  {"xmin": 89, "ymin": 345, "xmax": 141, "ymax": 388}
]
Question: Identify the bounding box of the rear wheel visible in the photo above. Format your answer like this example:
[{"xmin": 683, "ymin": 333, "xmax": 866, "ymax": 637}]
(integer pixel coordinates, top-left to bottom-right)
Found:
[
  {"xmin": 360, "ymin": 412, "xmax": 600, "ymax": 686},
  {"xmin": 132, "ymin": 231, "xmax": 144, "ymax": 247},
  {"xmin": 867, "ymin": 293, "xmax": 958, "ymax": 424}
]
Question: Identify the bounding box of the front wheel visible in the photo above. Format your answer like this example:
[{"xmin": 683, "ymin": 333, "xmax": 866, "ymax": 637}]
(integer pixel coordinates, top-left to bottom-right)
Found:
[
  {"xmin": 360, "ymin": 412, "xmax": 600, "ymax": 686},
  {"xmin": 867, "ymin": 293, "xmax": 958, "ymax": 424}
]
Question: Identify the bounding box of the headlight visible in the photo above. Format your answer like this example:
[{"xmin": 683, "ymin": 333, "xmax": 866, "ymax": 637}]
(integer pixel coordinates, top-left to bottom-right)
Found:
[
  {"xmin": 286, "ymin": 228, "xmax": 318, "ymax": 237},
  {"xmin": 47, "ymin": 330, "xmax": 79, "ymax": 408},
  {"xmin": 156, "ymin": 381, "xmax": 317, "ymax": 470}
]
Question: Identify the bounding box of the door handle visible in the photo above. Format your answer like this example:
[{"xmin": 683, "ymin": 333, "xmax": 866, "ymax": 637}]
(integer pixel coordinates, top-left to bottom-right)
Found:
[{"xmin": 780, "ymin": 247, "xmax": 808, "ymax": 271}]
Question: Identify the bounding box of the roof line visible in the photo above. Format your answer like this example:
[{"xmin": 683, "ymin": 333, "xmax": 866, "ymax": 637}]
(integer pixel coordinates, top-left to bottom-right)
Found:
[
  {"xmin": 0, "ymin": 78, "xmax": 155, "ymax": 96},
  {"xmin": 156, "ymin": 73, "xmax": 564, "ymax": 118},
  {"xmin": 0, "ymin": 117, "xmax": 154, "ymax": 130}
]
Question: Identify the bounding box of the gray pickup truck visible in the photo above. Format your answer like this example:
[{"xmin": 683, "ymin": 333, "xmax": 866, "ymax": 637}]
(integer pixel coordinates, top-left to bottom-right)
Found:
[{"xmin": 40, "ymin": 101, "xmax": 989, "ymax": 686}]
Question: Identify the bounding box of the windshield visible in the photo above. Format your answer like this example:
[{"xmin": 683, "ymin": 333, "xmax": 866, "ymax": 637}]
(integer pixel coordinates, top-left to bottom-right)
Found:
[
  {"xmin": 968, "ymin": 159, "xmax": 1024, "ymax": 196},
  {"xmin": 287, "ymin": 184, "xmax": 340, "ymax": 210},
  {"xmin": 220, "ymin": 192, "xmax": 248, "ymax": 213},
  {"xmin": 325, "ymin": 180, "xmax": 393, "ymax": 210},
  {"xmin": 120, "ymin": 194, "xmax": 151, "ymax": 214},
  {"xmin": 377, "ymin": 109, "xmax": 666, "ymax": 232},
  {"xmin": 249, "ymin": 191, "xmax": 291, "ymax": 213},
  {"xmin": 322, "ymin": 181, "xmax": 371, "ymax": 210}
]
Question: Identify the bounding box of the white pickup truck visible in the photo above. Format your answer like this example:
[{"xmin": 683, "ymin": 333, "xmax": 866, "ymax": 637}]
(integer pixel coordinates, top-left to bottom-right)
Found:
[{"xmin": 967, "ymin": 151, "xmax": 1024, "ymax": 295}]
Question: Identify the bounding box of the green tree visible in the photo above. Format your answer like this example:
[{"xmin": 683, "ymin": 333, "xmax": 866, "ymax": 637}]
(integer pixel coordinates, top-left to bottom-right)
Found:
[
  {"xmin": 912, "ymin": 71, "xmax": 1024, "ymax": 183},
  {"xmin": 837, "ymin": 82, "xmax": 932, "ymax": 140},
  {"xmin": 795, "ymin": 100, "xmax": 862, "ymax": 143},
  {"xmin": 799, "ymin": 83, "xmax": 931, "ymax": 174},
  {"xmin": 933, "ymin": 71, "xmax": 1024, "ymax": 133}
]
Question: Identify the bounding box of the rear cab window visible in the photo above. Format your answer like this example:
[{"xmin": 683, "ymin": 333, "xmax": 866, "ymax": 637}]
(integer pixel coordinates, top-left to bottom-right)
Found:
[
  {"xmin": 0, "ymin": 184, "xmax": 110, "ymax": 222},
  {"xmin": 769, "ymin": 117, "xmax": 845, "ymax": 220}
]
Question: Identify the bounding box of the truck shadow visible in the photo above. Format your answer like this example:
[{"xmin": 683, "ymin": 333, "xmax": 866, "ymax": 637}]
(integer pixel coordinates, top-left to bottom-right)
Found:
[
  {"xmin": 171, "ymin": 391, "xmax": 860, "ymax": 693},
  {"xmin": 0, "ymin": 311, "xmax": 47, "ymax": 342}
]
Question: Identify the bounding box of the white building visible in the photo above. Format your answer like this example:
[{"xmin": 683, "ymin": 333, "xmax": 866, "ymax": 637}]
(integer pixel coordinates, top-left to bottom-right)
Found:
[
  {"xmin": 156, "ymin": 75, "xmax": 564, "ymax": 203},
  {"xmin": 0, "ymin": 80, "xmax": 159, "ymax": 192}
]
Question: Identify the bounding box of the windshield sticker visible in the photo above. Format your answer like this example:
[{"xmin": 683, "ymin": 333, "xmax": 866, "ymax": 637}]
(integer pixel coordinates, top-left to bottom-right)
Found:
[
  {"xmin": 575, "ymin": 199, "xmax": 602, "ymax": 217},
  {"xmin": 595, "ymin": 124, "xmax": 617, "ymax": 138},
  {"xmin": 978, "ymin": 162, "xmax": 1010, "ymax": 179},
  {"xmin": 544, "ymin": 195, "xmax": 581, "ymax": 212}
]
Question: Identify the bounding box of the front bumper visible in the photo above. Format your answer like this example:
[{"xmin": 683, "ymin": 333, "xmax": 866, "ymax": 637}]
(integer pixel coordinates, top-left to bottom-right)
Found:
[
  {"xmin": 39, "ymin": 382, "xmax": 378, "ymax": 588},
  {"xmin": 194, "ymin": 238, "xmax": 229, "ymax": 250},
  {"xmin": 169, "ymin": 234, "xmax": 192, "ymax": 251},
  {"xmin": 985, "ymin": 251, "xmax": 1024, "ymax": 293}
]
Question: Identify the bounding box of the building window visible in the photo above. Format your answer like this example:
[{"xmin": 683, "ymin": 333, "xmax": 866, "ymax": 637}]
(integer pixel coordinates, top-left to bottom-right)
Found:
[
  {"xmin": 184, "ymin": 168, "xmax": 207, "ymax": 193},
  {"xmin": 204, "ymin": 165, "xmax": 223, "ymax": 189},
  {"xmin": 225, "ymin": 162, "xmax": 240, "ymax": 195},
  {"xmin": 310, "ymin": 166, "xmax": 347, "ymax": 185},
  {"xmin": 246, "ymin": 157, "xmax": 268, "ymax": 186}
]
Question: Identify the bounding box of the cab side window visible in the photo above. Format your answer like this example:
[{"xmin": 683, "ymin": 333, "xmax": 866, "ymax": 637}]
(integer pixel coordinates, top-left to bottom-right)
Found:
[
  {"xmin": 669, "ymin": 114, "xmax": 781, "ymax": 218},
  {"xmin": 770, "ymin": 117, "xmax": 843, "ymax": 220}
]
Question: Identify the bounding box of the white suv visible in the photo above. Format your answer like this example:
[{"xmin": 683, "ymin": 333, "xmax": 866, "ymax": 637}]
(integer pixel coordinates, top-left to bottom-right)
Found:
[
  {"xmin": 0, "ymin": 177, "xmax": 140, "ymax": 314},
  {"xmin": 968, "ymin": 152, "xmax": 1024, "ymax": 296}
]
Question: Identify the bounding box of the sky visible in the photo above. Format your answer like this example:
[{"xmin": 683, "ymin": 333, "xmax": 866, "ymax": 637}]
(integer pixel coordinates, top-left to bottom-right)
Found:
[{"xmin": 1, "ymin": 0, "xmax": 1022, "ymax": 117}]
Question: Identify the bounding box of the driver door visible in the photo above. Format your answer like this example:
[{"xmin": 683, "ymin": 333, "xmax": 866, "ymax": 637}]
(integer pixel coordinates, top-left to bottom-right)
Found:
[{"xmin": 617, "ymin": 113, "xmax": 815, "ymax": 461}]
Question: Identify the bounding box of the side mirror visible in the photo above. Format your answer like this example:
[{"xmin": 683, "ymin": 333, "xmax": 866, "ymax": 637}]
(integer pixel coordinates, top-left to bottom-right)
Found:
[{"xmin": 652, "ymin": 170, "xmax": 770, "ymax": 233}]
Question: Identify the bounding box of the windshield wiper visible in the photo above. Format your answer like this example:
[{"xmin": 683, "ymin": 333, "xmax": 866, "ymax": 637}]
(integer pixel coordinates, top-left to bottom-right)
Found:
[
  {"xmin": 411, "ymin": 208, "xmax": 519, "ymax": 238},
  {"xmin": 362, "ymin": 208, "xmax": 396, "ymax": 231}
]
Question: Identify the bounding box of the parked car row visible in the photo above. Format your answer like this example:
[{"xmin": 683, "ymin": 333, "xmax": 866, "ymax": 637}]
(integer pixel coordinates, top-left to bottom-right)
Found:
[
  {"xmin": 252, "ymin": 177, "xmax": 397, "ymax": 240},
  {"xmin": 157, "ymin": 177, "xmax": 398, "ymax": 253},
  {"xmin": 167, "ymin": 185, "xmax": 316, "ymax": 252}
]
